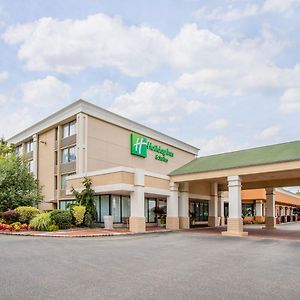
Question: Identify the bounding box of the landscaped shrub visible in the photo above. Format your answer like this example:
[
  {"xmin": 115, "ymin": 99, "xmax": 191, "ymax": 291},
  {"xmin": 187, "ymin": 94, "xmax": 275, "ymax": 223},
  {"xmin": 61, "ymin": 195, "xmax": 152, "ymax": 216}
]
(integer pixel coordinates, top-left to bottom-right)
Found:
[
  {"xmin": 48, "ymin": 224, "xmax": 59, "ymax": 232},
  {"xmin": 30, "ymin": 212, "xmax": 53, "ymax": 231},
  {"xmin": 72, "ymin": 205, "xmax": 86, "ymax": 225},
  {"xmin": 0, "ymin": 210, "xmax": 20, "ymax": 224},
  {"xmin": 50, "ymin": 209, "xmax": 72, "ymax": 229},
  {"xmin": 15, "ymin": 206, "xmax": 40, "ymax": 223},
  {"xmin": 0, "ymin": 218, "xmax": 5, "ymax": 224}
]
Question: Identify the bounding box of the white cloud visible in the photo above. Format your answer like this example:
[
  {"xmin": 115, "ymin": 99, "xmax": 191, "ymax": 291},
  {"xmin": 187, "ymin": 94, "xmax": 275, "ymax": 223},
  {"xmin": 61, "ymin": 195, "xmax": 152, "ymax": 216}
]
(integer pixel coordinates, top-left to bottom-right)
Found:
[
  {"xmin": 21, "ymin": 76, "xmax": 71, "ymax": 108},
  {"xmin": 110, "ymin": 81, "xmax": 209, "ymax": 124},
  {"xmin": 193, "ymin": 135, "xmax": 238, "ymax": 156},
  {"xmin": 0, "ymin": 107, "xmax": 33, "ymax": 138},
  {"xmin": 255, "ymin": 125, "xmax": 281, "ymax": 140},
  {"xmin": 0, "ymin": 71, "xmax": 8, "ymax": 81},
  {"xmin": 81, "ymin": 80, "xmax": 125, "ymax": 104},
  {"xmin": 193, "ymin": 4, "xmax": 260, "ymax": 22},
  {"xmin": 207, "ymin": 119, "xmax": 228, "ymax": 130},
  {"xmin": 280, "ymin": 88, "xmax": 300, "ymax": 112},
  {"xmin": 193, "ymin": 0, "xmax": 300, "ymax": 22},
  {"xmin": 2, "ymin": 14, "xmax": 169, "ymax": 76}
]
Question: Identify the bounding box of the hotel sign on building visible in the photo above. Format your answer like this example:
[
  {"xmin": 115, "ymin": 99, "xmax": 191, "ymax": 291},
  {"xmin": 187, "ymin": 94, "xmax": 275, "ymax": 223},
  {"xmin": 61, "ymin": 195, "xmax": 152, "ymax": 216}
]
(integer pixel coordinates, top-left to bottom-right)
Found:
[{"xmin": 130, "ymin": 133, "xmax": 174, "ymax": 163}]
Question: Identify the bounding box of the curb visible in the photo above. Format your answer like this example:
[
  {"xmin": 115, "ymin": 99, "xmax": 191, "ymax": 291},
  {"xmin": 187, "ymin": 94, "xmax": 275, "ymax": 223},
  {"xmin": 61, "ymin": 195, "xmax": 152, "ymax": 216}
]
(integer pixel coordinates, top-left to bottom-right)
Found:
[{"xmin": 0, "ymin": 229, "xmax": 172, "ymax": 238}]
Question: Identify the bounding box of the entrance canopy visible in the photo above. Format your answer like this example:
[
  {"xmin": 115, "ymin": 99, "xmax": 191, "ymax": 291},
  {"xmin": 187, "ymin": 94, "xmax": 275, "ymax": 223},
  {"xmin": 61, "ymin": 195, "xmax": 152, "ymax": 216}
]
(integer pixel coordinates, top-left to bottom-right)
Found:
[{"xmin": 170, "ymin": 140, "xmax": 300, "ymax": 191}]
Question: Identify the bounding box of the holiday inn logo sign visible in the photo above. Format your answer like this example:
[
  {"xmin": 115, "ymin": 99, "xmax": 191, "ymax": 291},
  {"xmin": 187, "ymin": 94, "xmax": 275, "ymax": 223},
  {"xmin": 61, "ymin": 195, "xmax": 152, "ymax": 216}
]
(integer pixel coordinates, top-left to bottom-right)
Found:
[{"xmin": 130, "ymin": 133, "xmax": 174, "ymax": 163}]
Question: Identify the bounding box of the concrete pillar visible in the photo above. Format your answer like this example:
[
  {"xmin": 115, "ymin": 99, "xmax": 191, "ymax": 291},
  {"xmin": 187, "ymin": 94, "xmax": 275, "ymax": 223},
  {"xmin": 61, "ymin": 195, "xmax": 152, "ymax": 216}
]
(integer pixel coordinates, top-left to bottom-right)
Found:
[
  {"xmin": 264, "ymin": 188, "xmax": 276, "ymax": 229},
  {"xmin": 222, "ymin": 175, "xmax": 248, "ymax": 236},
  {"xmin": 218, "ymin": 191, "xmax": 225, "ymax": 226},
  {"xmin": 179, "ymin": 182, "xmax": 190, "ymax": 229},
  {"xmin": 255, "ymin": 200, "xmax": 264, "ymax": 223},
  {"xmin": 76, "ymin": 113, "xmax": 87, "ymax": 174},
  {"xmin": 208, "ymin": 182, "xmax": 219, "ymax": 227},
  {"xmin": 32, "ymin": 134, "xmax": 38, "ymax": 178},
  {"xmin": 129, "ymin": 169, "xmax": 146, "ymax": 232},
  {"xmin": 166, "ymin": 182, "xmax": 179, "ymax": 230}
]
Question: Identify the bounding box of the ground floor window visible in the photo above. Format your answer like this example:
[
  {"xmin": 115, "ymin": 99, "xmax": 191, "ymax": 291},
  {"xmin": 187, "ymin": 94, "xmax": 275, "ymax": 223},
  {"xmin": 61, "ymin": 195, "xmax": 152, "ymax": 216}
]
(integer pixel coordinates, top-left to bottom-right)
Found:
[
  {"xmin": 145, "ymin": 198, "xmax": 157, "ymax": 223},
  {"xmin": 190, "ymin": 200, "xmax": 208, "ymax": 222},
  {"xmin": 242, "ymin": 204, "xmax": 255, "ymax": 217},
  {"xmin": 95, "ymin": 195, "xmax": 130, "ymax": 223},
  {"xmin": 59, "ymin": 200, "xmax": 76, "ymax": 210}
]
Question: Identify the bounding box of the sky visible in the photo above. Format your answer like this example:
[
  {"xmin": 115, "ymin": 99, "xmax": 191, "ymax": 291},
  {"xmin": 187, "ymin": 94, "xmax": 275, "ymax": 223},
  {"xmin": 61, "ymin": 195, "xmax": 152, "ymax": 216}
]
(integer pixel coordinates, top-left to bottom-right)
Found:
[{"xmin": 0, "ymin": 0, "xmax": 300, "ymax": 157}]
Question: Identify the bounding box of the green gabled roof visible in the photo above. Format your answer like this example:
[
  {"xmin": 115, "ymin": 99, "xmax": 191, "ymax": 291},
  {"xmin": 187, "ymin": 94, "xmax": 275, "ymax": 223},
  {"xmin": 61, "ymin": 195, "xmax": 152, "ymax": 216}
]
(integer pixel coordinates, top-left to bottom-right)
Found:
[{"xmin": 169, "ymin": 140, "xmax": 300, "ymax": 176}]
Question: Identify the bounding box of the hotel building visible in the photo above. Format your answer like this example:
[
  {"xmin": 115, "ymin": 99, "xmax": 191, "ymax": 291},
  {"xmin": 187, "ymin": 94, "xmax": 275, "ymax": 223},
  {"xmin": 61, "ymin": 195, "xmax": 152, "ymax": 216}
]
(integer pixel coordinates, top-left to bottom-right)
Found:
[{"xmin": 8, "ymin": 100, "xmax": 300, "ymax": 233}]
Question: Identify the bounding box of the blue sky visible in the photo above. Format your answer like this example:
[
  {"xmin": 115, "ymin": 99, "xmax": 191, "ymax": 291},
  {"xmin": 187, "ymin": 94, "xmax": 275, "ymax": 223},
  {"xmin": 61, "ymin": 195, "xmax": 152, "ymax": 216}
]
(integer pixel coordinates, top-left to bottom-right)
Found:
[{"xmin": 0, "ymin": 0, "xmax": 300, "ymax": 156}]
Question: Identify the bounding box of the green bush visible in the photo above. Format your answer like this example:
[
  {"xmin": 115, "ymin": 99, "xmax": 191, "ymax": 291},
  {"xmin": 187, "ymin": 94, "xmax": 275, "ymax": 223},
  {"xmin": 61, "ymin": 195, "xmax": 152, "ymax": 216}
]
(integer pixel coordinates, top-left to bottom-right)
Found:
[
  {"xmin": 0, "ymin": 210, "xmax": 20, "ymax": 224},
  {"xmin": 30, "ymin": 213, "xmax": 52, "ymax": 231},
  {"xmin": 50, "ymin": 209, "xmax": 72, "ymax": 229},
  {"xmin": 15, "ymin": 206, "xmax": 40, "ymax": 223},
  {"xmin": 48, "ymin": 224, "xmax": 59, "ymax": 232},
  {"xmin": 72, "ymin": 205, "xmax": 86, "ymax": 225}
]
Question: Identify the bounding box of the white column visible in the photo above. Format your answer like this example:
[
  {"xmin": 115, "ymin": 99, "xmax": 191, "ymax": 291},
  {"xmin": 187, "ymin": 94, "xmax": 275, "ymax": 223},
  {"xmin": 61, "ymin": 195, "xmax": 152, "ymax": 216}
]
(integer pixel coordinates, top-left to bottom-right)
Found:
[
  {"xmin": 32, "ymin": 134, "xmax": 38, "ymax": 178},
  {"xmin": 166, "ymin": 182, "xmax": 179, "ymax": 230},
  {"xmin": 264, "ymin": 188, "xmax": 276, "ymax": 229},
  {"xmin": 179, "ymin": 182, "xmax": 189, "ymax": 229},
  {"xmin": 129, "ymin": 169, "xmax": 145, "ymax": 232},
  {"xmin": 255, "ymin": 200, "xmax": 264, "ymax": 223},
  {"xmin": 218, "ymin": 191, "xmax": 225, "ymax": 226},
  {"xmin": 76, "ymin": 113, "xmax": 87, "ymax": 174},
  {"xmin": 222, "ymin": 175, "xmax": 247, "ymax": 236},
  {"xmin": 208, "ymin": 182, "xmax": 219, "ymax": 227}
]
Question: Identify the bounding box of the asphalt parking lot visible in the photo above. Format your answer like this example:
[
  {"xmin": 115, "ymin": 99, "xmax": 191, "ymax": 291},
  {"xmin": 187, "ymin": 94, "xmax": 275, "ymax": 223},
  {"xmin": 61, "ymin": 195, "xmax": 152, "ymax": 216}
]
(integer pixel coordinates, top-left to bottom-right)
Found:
[{"xmin": 1, "ymin": 231, "xmax": 300, "ymax": 300}]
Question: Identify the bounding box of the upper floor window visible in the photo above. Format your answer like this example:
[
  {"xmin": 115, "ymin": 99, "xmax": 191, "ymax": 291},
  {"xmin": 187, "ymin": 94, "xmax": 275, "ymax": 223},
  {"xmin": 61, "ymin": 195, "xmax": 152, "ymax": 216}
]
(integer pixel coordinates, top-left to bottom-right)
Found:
[
  {"xmin": 61, "ymin": 172, "xmax": 76, "ymax": 190},
  {"xmin": 61, "ymin": 146, "xmax": 76, "ymax": 164},
  {"xmin": 26, "ymin": 140, "xmax": 33, "ymax": 153},
  {"xmin": 28, "ymin": 160, "xmax": 34, "ymax": 173},
  {"xmin": 15, "ymin": 145, "xmax": 22, "ymax": 156},
  {"xmin": 62, "ymin": 121, "xmax": 76, "ymax": 139}
]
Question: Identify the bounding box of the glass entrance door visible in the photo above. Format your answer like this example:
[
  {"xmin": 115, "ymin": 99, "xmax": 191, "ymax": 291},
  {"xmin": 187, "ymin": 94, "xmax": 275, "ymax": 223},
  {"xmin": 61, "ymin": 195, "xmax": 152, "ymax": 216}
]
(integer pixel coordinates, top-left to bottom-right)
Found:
[{"xmin": 190, "ymin": 200, "xmax": 208, "ymax": 222}]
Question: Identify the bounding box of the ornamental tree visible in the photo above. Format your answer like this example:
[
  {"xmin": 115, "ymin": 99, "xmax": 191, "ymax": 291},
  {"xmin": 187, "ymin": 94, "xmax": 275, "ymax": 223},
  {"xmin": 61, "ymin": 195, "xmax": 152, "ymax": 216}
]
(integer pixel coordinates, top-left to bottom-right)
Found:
[
  {"xmin": 71, "ymin": 177, "xmax": 97, "ymax": 227},
  {"xmin": 0, "ymin": 154, "xmax": 43, "ymax": 212}
]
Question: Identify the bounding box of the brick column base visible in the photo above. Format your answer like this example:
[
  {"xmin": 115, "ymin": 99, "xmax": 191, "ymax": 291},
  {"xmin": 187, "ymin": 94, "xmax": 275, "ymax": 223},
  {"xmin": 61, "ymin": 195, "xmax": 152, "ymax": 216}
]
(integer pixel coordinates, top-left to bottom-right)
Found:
[
  {"xmin": 208, "ymin": 216, "xmax": 220, "ymax": 227},
  {"xmin": 255, "ymin": 216, "xmax": 265, "ymax": 223},
  {"xmin": 129, "ymin": 217, "xmax": 146, "ymax": 233},
  {"xmin": 166, "ymin": 217, "xmax": 179, "ymax": 230},
  {"xmin": 222, "ymin": 218, "xmax": 248, "ymax": 237},
  {"xmin": 179, "ymin": 217, "xmax": 190, "ymax": 229},
  {"xmin": 264, "ymin": 216, "xmax": 276, "ymax": 229},
  {"xmin": 220, "ymin": 216, "xmax": 225, "ymax": 226}
]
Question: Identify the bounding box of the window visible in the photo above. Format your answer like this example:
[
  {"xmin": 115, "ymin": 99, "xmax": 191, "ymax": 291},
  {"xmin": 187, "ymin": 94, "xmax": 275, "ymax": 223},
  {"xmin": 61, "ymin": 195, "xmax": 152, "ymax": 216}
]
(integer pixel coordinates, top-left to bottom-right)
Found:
[
  {"xmin": 15, "ymin": 145, "xmax": 22, "ymax": 156},
  {"xmin": 145, "ymin": 198, "xmax": 157, "ymax": 223},
  {"xmin": 28, "ymin": 160, "xmax": 34, "ymax": 173},
  {"xmin": 242, "ymin": 204, "xmax": 255, "ymax": 217},
  {"xmin": 60, "ymin": 173, "xmax": 75, "ymax": 190},
  {"xmin": 26, "ymin": 140, "xmax": 33, "ymax": 153},
  {"xmin": 61, "ymin": 146, "xmax": 76, "ymax": 163},
  {"xmin": 62, "ymin": 121, "xmax": 76, "ymax": 139},
  {"xmin": 95, "ymin": 195, "xmax": 131, "ymax": 223},
  {"xmin": 59, "ymin": 200, "xmax": 76, "ymax": 210}
]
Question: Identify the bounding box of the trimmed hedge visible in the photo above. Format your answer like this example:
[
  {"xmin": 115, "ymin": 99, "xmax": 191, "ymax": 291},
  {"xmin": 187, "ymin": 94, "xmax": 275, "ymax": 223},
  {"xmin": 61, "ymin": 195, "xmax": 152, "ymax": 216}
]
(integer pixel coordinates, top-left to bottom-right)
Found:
[
  {"xmin": 50, "ymin": 209, "xmax": 72, "ymax": 229},
  {"xmin": 15, "ymin": 206, "xmax": 40, "ymax": 223}
]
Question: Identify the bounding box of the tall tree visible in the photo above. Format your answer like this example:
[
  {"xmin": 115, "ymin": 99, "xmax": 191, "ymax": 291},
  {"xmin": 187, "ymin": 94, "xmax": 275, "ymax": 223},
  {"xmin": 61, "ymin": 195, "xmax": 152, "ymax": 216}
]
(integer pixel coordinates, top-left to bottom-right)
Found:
[
  {"xmin": 0, "ymin": 154, "xmax": 43, "ymax": 212},
  {"xmin": 0, "ymin": 138, "xmax": 15, "ymax": 157}
]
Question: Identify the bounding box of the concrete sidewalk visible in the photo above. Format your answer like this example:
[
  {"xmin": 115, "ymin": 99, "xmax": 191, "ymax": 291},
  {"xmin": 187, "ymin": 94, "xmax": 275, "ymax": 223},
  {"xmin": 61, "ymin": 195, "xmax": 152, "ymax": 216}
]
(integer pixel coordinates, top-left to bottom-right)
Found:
[{"xmin": 187, "ymin": 222, "xmax": 300, "ymax": 241}]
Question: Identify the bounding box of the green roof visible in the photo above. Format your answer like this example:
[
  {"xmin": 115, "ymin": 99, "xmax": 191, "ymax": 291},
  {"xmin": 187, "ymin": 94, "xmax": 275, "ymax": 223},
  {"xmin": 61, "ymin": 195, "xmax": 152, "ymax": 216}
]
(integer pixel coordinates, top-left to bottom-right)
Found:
[{"xmin": 169, "ymin": 140, "xmax": 300, "ymax": 176}]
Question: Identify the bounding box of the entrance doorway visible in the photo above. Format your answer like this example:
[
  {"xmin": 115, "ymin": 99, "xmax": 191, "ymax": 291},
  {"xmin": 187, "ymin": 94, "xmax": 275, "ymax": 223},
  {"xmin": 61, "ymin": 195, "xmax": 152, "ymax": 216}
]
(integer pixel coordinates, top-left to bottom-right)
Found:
[{"xmin": 190, "ymin": 200, "xmax": 209, "ymax": 222}]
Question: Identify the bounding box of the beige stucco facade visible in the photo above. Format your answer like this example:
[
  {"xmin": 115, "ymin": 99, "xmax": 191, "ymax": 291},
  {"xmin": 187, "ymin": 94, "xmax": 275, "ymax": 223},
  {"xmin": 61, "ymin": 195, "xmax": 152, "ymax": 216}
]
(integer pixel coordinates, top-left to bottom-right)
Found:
[{"xmin": 7, "ymin": 100, "xmax": 300, "ymax": 234}]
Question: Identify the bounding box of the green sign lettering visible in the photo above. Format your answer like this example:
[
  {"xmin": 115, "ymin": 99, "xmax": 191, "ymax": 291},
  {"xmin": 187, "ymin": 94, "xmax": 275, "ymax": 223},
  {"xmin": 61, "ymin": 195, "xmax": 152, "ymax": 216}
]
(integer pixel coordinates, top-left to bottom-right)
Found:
[{"xmin": 130, "ymin": 133, "xmax": 174, "ymax": 163}]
